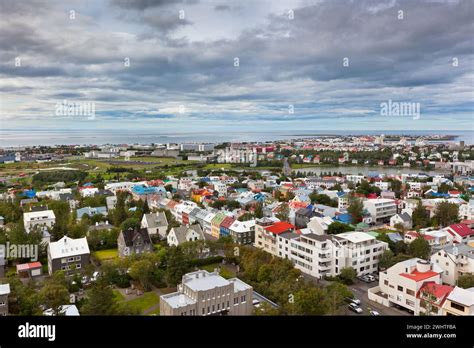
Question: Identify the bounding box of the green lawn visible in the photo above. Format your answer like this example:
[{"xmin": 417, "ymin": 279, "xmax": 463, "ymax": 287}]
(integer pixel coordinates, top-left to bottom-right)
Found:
[
  {"xmin": 200, "ymin": 263, "xmax": 236, "ymax": 279},
  {"xmin": 93, "ymin": 249, "xmax": 118, "ymax": 261},
  {"xmin": 113, "ymin": 289, "xmax": 125, "ymax": 302},
  {"xmin": 125, "ymin": 292, "xmax": 160, "ymax": 313}
]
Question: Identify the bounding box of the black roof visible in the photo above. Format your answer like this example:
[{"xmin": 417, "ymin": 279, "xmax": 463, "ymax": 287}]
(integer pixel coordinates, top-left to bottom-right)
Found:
[{"xmin": 121, "ymin": 228, "xmax": 152, "ymax": 247}]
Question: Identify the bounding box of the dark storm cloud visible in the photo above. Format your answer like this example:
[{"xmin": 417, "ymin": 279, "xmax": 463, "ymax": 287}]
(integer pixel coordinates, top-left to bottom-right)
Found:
[{"xmin": 0, "ymin": 0, "xmax": 472, "ymax": 130}]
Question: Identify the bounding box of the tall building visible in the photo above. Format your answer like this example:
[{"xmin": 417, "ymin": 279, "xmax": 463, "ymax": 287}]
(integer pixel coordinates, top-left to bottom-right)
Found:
[{"xmin": 160, "ymin": 270, "xmax": 253, "ymax": 316}]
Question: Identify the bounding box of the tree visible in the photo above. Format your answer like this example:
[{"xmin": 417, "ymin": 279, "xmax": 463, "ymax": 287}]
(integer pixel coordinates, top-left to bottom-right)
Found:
[
  {"xmin": 325, "ymin": 282, "xmax": 352, "ymax": 314},
  {"xmin": 457, "ymin": 274, "xmax": 474, "ymax": 289},
  {"xmin": 275, "ymin": 203, "xmax": 290, "ymax": 222},
  {"xmin": 254, "ymin": 203, "xmax": 263, "ymax": 218},
  {"xmin": 291, "ymin": 286, "xmax": 329, "ymax": 315},
  {"xmin": 111, "ymin": 192, "xmax": 129, "ymax": 226},
  {"xmin": 327, "ymin": 221, "xmax": 352, "ymax": 235},
  {"xmin": 347, "ymin": 197, "xmax": 364, "ymax": 222},
  {"xmin": 81, "ymin": 280, "xmax": 138, "ymax": 315},
  {"xmin": 433, "ymin": 202, "xmax": 459, "ymax": 227},
  {"xmin": 120, "ymin": 217, "xmax": 140, "ymax": 231},
  {"xmin": 164, "ymin": 247, "xmax": 190, "ymax": 286},
  {"xmin": 38, "ymin": 272, "xmax": 70, "ymax": 315},
  {"xmin": 128, "ymin": 259, "xmax": 154, "ymax": 291},
  {"xmin": 412, "ymin": 200, "xmax": 429, "ymax": 228},
  {"xmin": 339, "ymin": 267, "xmax": 357, "ymax": 285},
  {"xmin": 226, "ymin": 200, "xmax": 241, "ymax": 210},
  {"xmin": 408, "ymin": 237, "xmax": 431, "ymax": 260},
  {"xmin": 378, "ymin": 250, "xmax": 394, "ymax": 269}
]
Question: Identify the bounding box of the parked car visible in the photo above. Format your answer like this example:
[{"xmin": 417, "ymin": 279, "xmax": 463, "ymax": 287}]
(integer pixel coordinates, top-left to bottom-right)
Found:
[
  {"xmin": 370, "ymin": 310, "xmax": 380, "ymax": 316},
  {"xmin": 345, "ymin": 297, "xmax": 361, "ymax": 305},
  {"xmin": 81, "ymin": 276, "xmax": 88, "ymax": 285},
  {"xmin": 366, "ymin": 274, "xmax": 376, "ymax": 282},
  {"xmin": 358, "ymin": 275, "xmax": 371, "ymax": 283},
  {"xmin": 348, "ymin": 303, "xmax": 363, "ymax": 314},
  {"xmin": 372, "ymin": 273, "xmax": 379, "ymax": 281}
]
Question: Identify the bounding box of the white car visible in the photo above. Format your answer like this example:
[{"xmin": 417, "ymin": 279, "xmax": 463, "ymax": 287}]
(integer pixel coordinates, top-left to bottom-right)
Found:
[
  {"xmin": 370, "ymin": 310, "xmax": 380, "ymax": 316},
  {"xmin": 348, "ymin": 303, "xmax": 363, "ymax": 314}
]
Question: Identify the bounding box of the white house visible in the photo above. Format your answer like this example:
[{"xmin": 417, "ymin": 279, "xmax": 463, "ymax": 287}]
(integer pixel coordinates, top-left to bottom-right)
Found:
[
  {"xmin": 390, "ymin": 212, "xmax": 412, "ymax": 229},
  {"xmin": 368, "ymin": 258, "xmax": 444, "ymax": 315},
  {"xmin": 167, "ymin": 225, "xmax": 205, "ymax": 247},
  {"xmin": 441, "ymin": 286, "xmax": 474, "ymax": 316},
  {"xmin": 141, "ymin": 211, "xmax": 169, "ymax": 238},
  {"xmin": 363, "ymin": 198, "xmax": 397, "ymax": 223},
  {"xmin": 307, "ymin": 216, "xmax": 334, "ymax": 235},
  {"xmin": 459, "ymin": 199, "xmax": 474, "ymax": 220},
  {"xmin": 431, "ymin": 244, "xmax": 474, "ymax": 286}
]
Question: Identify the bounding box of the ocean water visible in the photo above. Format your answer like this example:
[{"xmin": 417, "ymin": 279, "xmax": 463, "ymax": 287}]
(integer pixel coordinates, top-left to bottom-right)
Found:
[{"xmin": 0, "ymin": 129, "xmax": 472, "ymax": 147}]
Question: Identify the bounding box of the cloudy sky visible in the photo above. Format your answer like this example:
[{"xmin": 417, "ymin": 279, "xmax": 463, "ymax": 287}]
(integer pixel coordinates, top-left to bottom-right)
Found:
[{"xmin": 0, "ymin": 0, "xmax": 473, "ymax": 134}]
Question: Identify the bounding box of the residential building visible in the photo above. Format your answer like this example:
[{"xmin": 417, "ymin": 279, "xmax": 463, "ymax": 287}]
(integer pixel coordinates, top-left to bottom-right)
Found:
[
  {"xmin": 167, "ymin": 225, "xmax": 205, "ymax": 247},
  {"xmin": 228, "ymin": 219, "xmax": 255, "ymax": 245},
  {"xmin": 445, "ymin": 224, "xmax": 474, "ymax": 244},
  {"xmin": 459, "ymin": 199, "xmax": 474, "ymax": 220},
  {"xmin": 254, "ymin": 219, "xmax": 295, "ymax": 257},
  {"xmin": 368, "ymin": 258, "xmax": 444, "ymax": 315},
  {"xmin": 220, "ymin": 216, "xmax": 235, "ymax": 237},
  {"xmin": 307, "ymin": 216, "xmax": 334, "ymax": 235},
  {"xmin": 0, "ymin": 283, "xmax": 10, "ymax": 316},
  {"xmin": 23, "ymin": 210, "xmax": 56, "ymax": 234},
  {"xmin": 76, "ymin": 206, "xmax": 107, "ymax": 220},
  {"xmin": 117, "ymin": 228, "xmax": 153, "ymax": 257},
  {"xmin": 48, "ymin": 236, "xmax": 90, "ymax": 276},
  {"xmin": 363, "ymin": 198, "xmax": 397, "ymax": 223},
  {"xmin": 390, "ymin": 212, "xmax": 413, "ymax": 229},
  {"xmin": 441, "ymin": 286, "xmax": 474, "ymax": 316},
  {"xmin": 294, "ymin": 207, "xmax": 320, "ymax": 228},
  {"xmin": 141, "ymin": 211, "xmax": 168, "ymax": 238},
  {"xmin": 431, "ymin": 244, "xmax": 474, "ymax": 286},
  {"xmin": 211, "ymin": 213, "xmax": 227, "ymax": 239},
  {"xmin": 160, "ymin": 270, "xmax": 253, "ymax": 316}
]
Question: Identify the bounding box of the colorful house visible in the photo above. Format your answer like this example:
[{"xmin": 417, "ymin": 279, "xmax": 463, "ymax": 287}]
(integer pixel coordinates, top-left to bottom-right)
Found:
[
  {"xmin": 220, "ymin": 216, "xmax": 235, "ymax": 237},
  {"xmin": 211, "ymin": 212, "xmax": 226, "ymax": 238}
]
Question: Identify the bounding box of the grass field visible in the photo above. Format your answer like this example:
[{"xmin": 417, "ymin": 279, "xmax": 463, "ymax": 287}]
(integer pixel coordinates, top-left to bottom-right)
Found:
[
  {"xmin": 93, "ymin": 249, "xmax": 118, "ymax": 261},
  {"xmin": 124, "ymin": 292, "xmax": 160, "ymax": 313},
  {"xmin": 200, "ymin": 263, "xmax": 236, "ymax": 279}
]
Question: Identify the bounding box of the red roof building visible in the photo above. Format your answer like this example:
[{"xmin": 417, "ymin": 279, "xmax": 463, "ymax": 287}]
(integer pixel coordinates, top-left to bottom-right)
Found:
[{"xmin": 264, "ymin": 221, "xmax": 295, "ymax": 235}]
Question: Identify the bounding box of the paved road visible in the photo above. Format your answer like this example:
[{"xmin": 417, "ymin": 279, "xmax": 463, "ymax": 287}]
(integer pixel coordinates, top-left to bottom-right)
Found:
[
  {"xmin": 346, "ymin": 279, "xmax": 411, "ymax": 316},
  {"xmin": 301, "ymin": 273, "xmax": 411, "ymax": 316}
]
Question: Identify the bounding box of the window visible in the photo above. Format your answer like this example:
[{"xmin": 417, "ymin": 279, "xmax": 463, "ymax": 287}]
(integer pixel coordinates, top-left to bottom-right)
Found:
[
  {"xmin": 397, "ymin": 285, "xmax": 403, "ymax": 292},
  {"xmin": 212, "ymin": 305, "xmax": 215, "ymax": 312},
  {"xmin": 241, "ymin": 295, "xmax": 246, "ymax": 303},
  {"xmin": 234, "ymin": 297, "xmax": 239, "ymax": 305},
  {"xmin": 406, "ymin": 289, "xmax": 415, "ymax": 296},
  {"xmin": 450, "ymin": 302, "xmax": 465, "ymax": 312},
  {"xmin": 202, "ymin": 308, "xmax": 205, "ymax": 315},
  {"xmin": 75, "ymin": 256, "xmax": 81, "ymax": 261},
  {"xmin": 76, "ymin": 264, "xmax": 81, "ymax": 269}
]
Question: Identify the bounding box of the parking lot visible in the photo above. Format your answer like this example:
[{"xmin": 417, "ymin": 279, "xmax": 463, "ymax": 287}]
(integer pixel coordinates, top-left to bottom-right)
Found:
[
  {"xmin": 301, "ymin": 273, "xmax": 411, "ymax": 316},
  {"xmin": 345, "ymin": 279, "xmax": 411, "ymax": 316}
]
